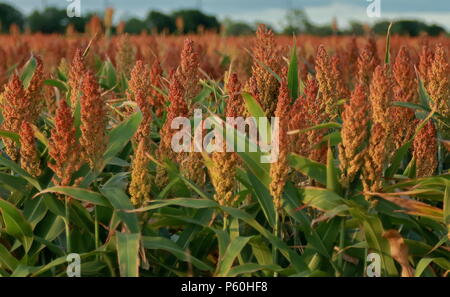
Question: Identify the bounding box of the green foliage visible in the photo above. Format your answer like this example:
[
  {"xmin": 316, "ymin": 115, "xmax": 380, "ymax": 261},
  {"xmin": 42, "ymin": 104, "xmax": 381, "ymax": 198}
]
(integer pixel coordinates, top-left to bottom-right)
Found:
[
  {"xmin": 0, "ymin": 3, "xmax": 24, "ymax": 32},
  {"xmin": 124, "ymin": 18, "xmax": 147, "ymax": 34},
  {"xmin": 171, "ymin": 9, "xmax": 220, "ymax": 34},
  {"xmin": 373, "ymin": 20, "xmax": 446, "ymax": 37},
  {"xmin": 223, "ymin": 19, "xmax": 255, "ymax": 36},
  {"xmin": 28, "ymin": 8, "xmax": 88, "ymax": 34},
  {"xmin": 146, "ymin": 10, "xmax": 176, "ymax": 33}
]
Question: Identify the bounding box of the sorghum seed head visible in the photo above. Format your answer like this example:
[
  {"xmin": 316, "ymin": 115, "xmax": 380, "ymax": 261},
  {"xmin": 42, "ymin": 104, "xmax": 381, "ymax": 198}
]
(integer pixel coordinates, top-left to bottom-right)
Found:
[
  {"xmin": 129, "ymin": 139, "xmax": 152, "ymax": 207},
  {"xmin": 19, "ymin": 121, "xmax": 41, "ymax": 177},
  {"xmin": 413, "ymin": 120, "xmax": 438, "ymax": 177},
  {"xmin": 80, "ymin": 70, "xmax": 108, "ymax": 170}
]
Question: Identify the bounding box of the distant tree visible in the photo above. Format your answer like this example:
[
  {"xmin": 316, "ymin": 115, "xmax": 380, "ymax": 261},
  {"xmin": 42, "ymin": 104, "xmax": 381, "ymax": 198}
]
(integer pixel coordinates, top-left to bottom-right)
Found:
[
  {"xmin": 344, "ymin": 21, "xmax": 366, "ymax": 36},
  {"xmin": 28, "ymin": 8, "xmax": 67, "ymax": 33},
  {"xmin": 373, "ymin": 20, "xmax": 447, "ymax": 37},
  {"xmin": 28, "ymin": 7, "xmax": 89, "ymax": 34},
  {"xmin": 0, "ymin": 3, "xmax": 24, "ymax": 33},
  {"xmin": 171, "ymin": 9, "xmax": 220, "ymax": 34},
  {"xmin": 223, "ymin": 19, "xmax": 254, "ymax": 36},
  {"xmin": 146, "ymin": 10, "xmax": 175, "ymax": 33},
  {"xmin": 255, "ymin": 22, "xmax": 277, "ymax": 34},
  {"xmin": 69, "ymin": 13, "xmax": 89, "ymax": 33},
  {"xmin": 310, "ymin": 24, "xmax": 334, "ymax": 36},
  {"xmin": 372, "ymin": 21, "xmax": 390, "ymax": 35},
  {"xmin": 427, "ymin": 24, "xmax": 446, "ymax": 36},
  {"xmin": 282, "ymin": 9, "xmax": 313, "ymax": 35},
  {"xmin": 125, "ymin": 18, "xmax": 147, "ymax": 34}
]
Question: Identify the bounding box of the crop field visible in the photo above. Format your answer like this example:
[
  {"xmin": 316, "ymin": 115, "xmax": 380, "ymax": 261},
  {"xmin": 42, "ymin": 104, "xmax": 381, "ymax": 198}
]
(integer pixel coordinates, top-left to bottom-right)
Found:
[{"xmin": 0, "ymin": 22, "xmax": 449, "ymax": 277}]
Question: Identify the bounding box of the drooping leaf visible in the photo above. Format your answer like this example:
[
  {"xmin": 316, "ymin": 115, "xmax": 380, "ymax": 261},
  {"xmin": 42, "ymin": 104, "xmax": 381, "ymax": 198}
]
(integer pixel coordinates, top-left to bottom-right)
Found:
[
  {"xmin": 0, "ymin": 198, "xmax": 34, "ymax": 253},
  {"xmin": 117, "ymin": 232, "xmax": 140, "ymax": 277}
]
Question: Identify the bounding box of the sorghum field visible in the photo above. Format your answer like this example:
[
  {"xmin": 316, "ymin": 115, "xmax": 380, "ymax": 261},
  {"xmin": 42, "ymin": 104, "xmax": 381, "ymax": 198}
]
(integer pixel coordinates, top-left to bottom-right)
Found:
[{"xmin": 0, "ymin": 21, "xmax": 449, "ymax": 277}]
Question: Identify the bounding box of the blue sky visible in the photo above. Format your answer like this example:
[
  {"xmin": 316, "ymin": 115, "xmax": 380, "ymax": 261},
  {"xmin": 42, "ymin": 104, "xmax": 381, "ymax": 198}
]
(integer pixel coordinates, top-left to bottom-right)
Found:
[{"xmin": 5, "ymin": 0, "xmax": 450, "ymax": 30}]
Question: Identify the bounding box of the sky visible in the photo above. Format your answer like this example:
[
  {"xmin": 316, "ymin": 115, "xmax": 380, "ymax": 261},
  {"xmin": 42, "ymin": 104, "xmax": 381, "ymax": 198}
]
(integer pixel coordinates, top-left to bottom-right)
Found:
[{"xmin": 5, "ymin": 0, "xmax": 450, "ymax": 30}]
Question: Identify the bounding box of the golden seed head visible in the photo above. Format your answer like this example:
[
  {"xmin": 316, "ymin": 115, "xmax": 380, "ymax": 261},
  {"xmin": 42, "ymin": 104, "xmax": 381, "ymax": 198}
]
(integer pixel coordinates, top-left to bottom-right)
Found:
[
  {"xmin": 270, "ymin": 80, "xmax": 290, "ymax": 212},
  {"xmin": 225, "ymin": 72, "xmax": 244, "ymax": 118},
  {"xmin": 115, "ymin": 34, "xmax": 136, "ymax": 78},
  {"xmin": 177, "ymin": 38, "xmax": 201, "ymax": 104},
  {"xmin": 315, "ymin": 45, "xmax": 348, "ymax": 120},
  {"xmin": 369, "ymin": 65, "xmax": 394, "ymax": 156},
  {"xmin": 0, "ymin": 74, "xmax": 26, "ymax": 160},
  {"xmin": 413, "ymin": 120, "xmax": 438, "ymax": 177},
  {"xmin": 150, "ymin": 58, "xmax": 165, "ymax": 117},
  {"xmin": 362, "ymin": 123, "xmax": 388, "ymax": 197},
  {"xmin": 245, "ymin": 24, "xmax": 282, "ymax": 117},
  {"xmin": 427, "ymin": 44, "xmax": 450, "ymax": 120},
  {"xmin": 392, "ymin": 46, "xmax": 417, "ymax": 150},
  {"xmin": 129, "ymin": 60, "xmax": 153, "ymax": 147},
  {"xmin": 357, "ymin": 41, "xmax": 380, "ymax": 90},
  {"xmin": 129, "ymin": 140, "xmax": 152, "ymax": 207},
  {"xmin": 209, "ymin": 151, "xmax": 238, "ymax": 207},
  {"xmin": 339, "ymin": 85, "xmax": 369, "ymax": 187},
  {"xmin": 68, "ymin": 48, "xmax": 86, "ymax": 110},
  {"xmin": 80, "ymin": 71, "xmax": 108, "ymax": 170},
  {"xmin": 48, "ymin": 100, "xmax": 81, "ymax": 186},
  {"xmin": 19, "ymin": 121, "xmax": 41, "ymax": 177}
]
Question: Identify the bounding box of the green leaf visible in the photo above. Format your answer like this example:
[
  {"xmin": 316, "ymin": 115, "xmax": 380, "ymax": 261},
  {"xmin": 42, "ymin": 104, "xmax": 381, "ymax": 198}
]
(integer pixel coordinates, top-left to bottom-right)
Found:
[
  {"xmin": 103, "ymin": 111, "xmax": 142, "ymax": 163},
  {"xmin": 415, "ymin": 257, "xmax": 450, "ymax": 277},
  {"xmin": 249, "ymin": 236, "xmax": 273, "ymax": 266},
  {"xmin": 242, "ymin": 93, "xmax": 266, "ymax": 118},
  {"xmin": 0, "ymin": 155, "xmax": 41, "ymax": 190},
  {"xmin": 289, "ymin": 153, "xmax": 327, "ymax": 185},
  {"xmin": 444, "ymin": 183, "xmax": 450, "ymax": 226},
  {"xmin": 227, "ymin": 263, "xmax": 282, "ymax": 277},
  {"xmin": 350, "ymin": 211, "xmax": 398, "ymax": 277},
  {"xmin": 288, "ymin": 122, "xmax": 341, "ymax": 135},
  {"xmin": 142, "ymin": 236, "xmax": 213, "ymax": 271},
  {"xmin": 247, "ymin": 171, "xmax": 276, "ymax": 227},
  {"xmin": 99, "ymin": 60, "xmax": 117, "ymax": 90},
  {"xmin": 0, "ymin": 244, "xmax": 19, "ymax": 271},
  {"xmin": 288, "ymin": 44, "xmax": 299, "ymax": 100},
  {"xmin": 130, "ymin": 198, "xmax": 218, "ymax": 213},
  {"xmin": 220, "ymin": 206, "xmax": 306, "ymax": 272},
  {"xmin": 35, "ymin": 186, "xmax": 111, "ymax": 207},
  {"xmin": 217, "ymin": 236, "xmax": 252, "ymax": 276},
  {"xmin": 392, "ymin": 101, "xmax": 429, "ymax": 112},
  {"xmin": 385, "ymin": 22, "xmax": 393, "ymax": 64},
  {"xmin": 301, "ymin": 187, "xmax": 347, "ymax": 213},
  {"xmin": 326, "ymin": 143, "xmax": 341, "ymax": 195},
  {"xmin": 0, "ymin": 198, "xmax": 34, "ymax": 253},
  {"xmin": 0, "ymin": 172, "xmax": 28, "ymax": 192},
  {"xmin": 0, "ymin": 129, "xmax": 19, "ymax": 144},
  {"xmin": 117, "ymin": 232, "xmax": 140, "ymax": 277},
  {"xmin": 192, "ymin": 86, "xmax": 212, "ymax": 104},
  {"xmin": 100, "ymin": 187, "xmax": 140, "ymax": 233},
  {"xmin": 31, "ymin": 251, "xmax": 98, "ymax": 276},
  {"xmin": 416, "ymin": 71, "xmax": 431, "ymax": 110},
  {"xmin": 207, "ymin": 114, "xmax": 271, "ymax": 186},
  {"xmin": 44, "ymin": 79, "xmax": 68, "ymax": 92},
  {"xmin": 20, "ymin": 55, "xmax": 37, "ymax": 88},
  {"xmin": 385, "ymin": 141, "xmax": 412, "ymax": 178},
  {"xmin": 23, "ymin": 196, "xmax": 48, "ymax": 228}
]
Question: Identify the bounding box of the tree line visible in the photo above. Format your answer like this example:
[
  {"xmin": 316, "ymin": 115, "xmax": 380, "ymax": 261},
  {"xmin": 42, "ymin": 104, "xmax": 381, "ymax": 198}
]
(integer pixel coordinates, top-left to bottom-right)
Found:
[{"xmin": 0, "ymin": 2, "xmax": 446, "ymax": 36}]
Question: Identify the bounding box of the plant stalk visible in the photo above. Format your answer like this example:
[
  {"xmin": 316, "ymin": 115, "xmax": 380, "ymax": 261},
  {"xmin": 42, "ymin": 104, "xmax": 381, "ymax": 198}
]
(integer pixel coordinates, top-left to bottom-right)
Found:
[
  {"xmin": 65, "ymin": 196, "xmax": 71, "ymax": 254},
  {"xmin": 273, "ymin": 211, "xmax": 280, "ymax": 277}
]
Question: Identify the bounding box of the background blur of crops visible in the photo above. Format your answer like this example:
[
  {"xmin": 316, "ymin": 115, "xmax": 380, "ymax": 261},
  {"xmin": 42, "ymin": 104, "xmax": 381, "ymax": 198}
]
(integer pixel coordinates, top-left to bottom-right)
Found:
[{"xmin": 0, "ymin": 5, "xmax": 449, "ymax": 277}]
